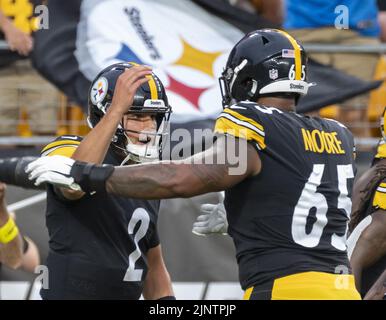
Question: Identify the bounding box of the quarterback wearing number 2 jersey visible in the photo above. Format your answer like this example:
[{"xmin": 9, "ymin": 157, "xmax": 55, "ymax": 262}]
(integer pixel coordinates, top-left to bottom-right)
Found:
[
  {"xmin": 26, "ymin": 30, "xmax": 361, "ymax": 299},
  {"xmin": 38, "ymin": 63, "xmax": 174, "ymax": 300}
]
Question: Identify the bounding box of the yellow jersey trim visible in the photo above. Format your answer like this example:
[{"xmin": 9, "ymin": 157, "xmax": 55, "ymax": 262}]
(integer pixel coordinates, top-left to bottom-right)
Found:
[{"xmin": 373, "ymin": 183, "xmax": 386, "ymax": 210}]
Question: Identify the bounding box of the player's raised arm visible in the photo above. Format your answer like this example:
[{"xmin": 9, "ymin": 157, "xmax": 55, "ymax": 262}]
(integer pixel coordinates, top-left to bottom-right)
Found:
[
  {"xmin": 26, "ymin": 133, "xmax": 261, "ymax": 199},
  {"xmin": 106, "ymin": 134, "xmax": 261, "ymax": 199},
  {"xmin": 71, "ymin": 65, "xmax": 152, "ymax": 165}
]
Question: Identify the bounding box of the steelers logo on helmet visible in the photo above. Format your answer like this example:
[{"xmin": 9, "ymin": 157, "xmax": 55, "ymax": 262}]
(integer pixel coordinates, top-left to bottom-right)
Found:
[
  {"xmin": 90, "ymin": 76, "xmax": 108, "ymax": 108},
  {"xmin": 87, "ymin": 62, "xmax": 171, "ymax": 165},
  {"xmin": 219, "ymin": 29, "xmax": 313, "ymax": 107}
]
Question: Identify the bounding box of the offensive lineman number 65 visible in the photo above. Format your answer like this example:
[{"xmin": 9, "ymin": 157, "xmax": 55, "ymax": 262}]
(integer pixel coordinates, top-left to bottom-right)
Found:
[{"xmin": 292, "ymin": 164, "xmax": 354, "ymax": 250}]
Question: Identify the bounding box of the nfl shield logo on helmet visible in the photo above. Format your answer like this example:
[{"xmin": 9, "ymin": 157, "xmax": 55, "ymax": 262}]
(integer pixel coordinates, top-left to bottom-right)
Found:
[{"xmin": 269, "ymin": 69, "xmax": 279, "ymax": 80}]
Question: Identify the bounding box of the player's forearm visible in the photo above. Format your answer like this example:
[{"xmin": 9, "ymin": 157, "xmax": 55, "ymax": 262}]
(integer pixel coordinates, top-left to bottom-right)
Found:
[
  {"xmin": 72, "ymin": 108, "xmax": 122, "ymax": 164},
  {"xmin": 364, "ymin": 268, "xmax": 386, "ymax": 300},
  {"xmin": 20, "ymin": 237, "xmax": 40, "ymax": 272},
  {"xmin": 0, "ymin": 211, "xmax": 23, "ymax": 269},
  {"xmin": 0, "ymin": 10, "xmax": 9, "ymax": 31},
  {"xmin": 143, "ymin": 245, "xmax": 174, "ymax": 300},
  {"xmin": 106, "ymin": 161, "xmax": 230, "ymax": 199},
  {"xmin": 350, "ymin": 213, "xmax": 386, "ymax": 290},
  {"xmin": 0, "ymin": 233, "xmax": 23, "ymax": 269},
  {"xmin": 76, "ymin": 136, "xmax": 256, "ymax": 197},
  {"xmin": 143, "ymin": 270, "xmax": 174, "ymax": 300},
  {"xmin": 0, "ymin": 157, "xmax": 44, "ymax": 190}
]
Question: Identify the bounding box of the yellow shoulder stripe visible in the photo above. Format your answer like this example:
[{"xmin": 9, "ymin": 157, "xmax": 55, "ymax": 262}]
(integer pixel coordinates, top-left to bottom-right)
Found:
[
  {"xmin": 215, "ymin": 117, "xmax": 266, "ymax": 149},
  {"xmin": 41, "ymin": 139, "xmax": 81, "ymax": 153},
  {"xmin": 41, "ymin": 139, "xmax": 81, "ymax": 158},
  {"xmin": 375, "ymin": 142, "xmax": 386, "ymax": 159},
  {"xmin": 41, "ymin": 146, "xmax": 78, "ymax": 158},
  {"xmin": 379, "ymin": 182, "xmax": 386, "ymax": 189},
  {"xmin": 373, "ymin": 189, "xmax": 386, "ymax": 210},
  {"xmin": 223, "ymin": 108, "xmax": 264, "ymax": 132}
]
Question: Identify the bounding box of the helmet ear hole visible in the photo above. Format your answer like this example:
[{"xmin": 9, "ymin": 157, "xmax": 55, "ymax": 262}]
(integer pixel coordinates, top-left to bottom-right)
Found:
[
  {"xmin": 231, "ymin": 78, "xmax": 256, "ymax": 101},
  {"xmin": 262, "ymin": 36, "xmax": 270, "ymax": 45},
  {"xmin": 245, "ymin": 79, "xmax": 253, "ymax": 91},
  {"xmin": 244, "ymin": 79, "xmax": 258, "ymax": 99}
]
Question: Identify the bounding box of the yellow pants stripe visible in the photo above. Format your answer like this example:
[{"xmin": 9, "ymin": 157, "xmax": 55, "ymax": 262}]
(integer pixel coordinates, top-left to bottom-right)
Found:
[
  {"xmin": 243, "ymin": 287, "xmax": 254, "ymax": 300},
  {"xmin": 244, "ymin": 272, "xmax": 361, "ymax": 300}
]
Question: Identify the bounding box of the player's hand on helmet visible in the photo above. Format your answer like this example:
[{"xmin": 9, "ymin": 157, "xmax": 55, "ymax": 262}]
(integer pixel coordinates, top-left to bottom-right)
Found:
[
  {"xmin": 192, "ymin": 202, "xmax": 228, "ymax": 236},
  {"xmin": 110, "ymin": 65, "xmax": 153, "ymax": 115},
  {"xmin": 25, "ymin": 156, "xmax": 82, "ymax": 191}
]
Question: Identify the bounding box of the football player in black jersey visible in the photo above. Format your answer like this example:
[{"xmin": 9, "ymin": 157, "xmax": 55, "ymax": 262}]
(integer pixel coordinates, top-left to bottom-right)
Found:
[
  {"xmin": 0, "ymin": 63, "xmax": 174, "ymax": 300},
  {"xmin": 27, "ymin": 29, "xmax": 361, "ymax": 299},
  {"xmin": 348, "ymin": 108, "xmax": 386, "ymax": 299}
]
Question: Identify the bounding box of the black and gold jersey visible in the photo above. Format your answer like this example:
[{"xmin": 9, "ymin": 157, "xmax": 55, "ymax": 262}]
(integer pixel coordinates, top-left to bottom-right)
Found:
[
  {"xmin": 215, "ymin": 103, "xmax": 356, "ymax": 290},
  {"xmin": 41, "ymin": 136, "xmax": 160, "ymax": 300}
]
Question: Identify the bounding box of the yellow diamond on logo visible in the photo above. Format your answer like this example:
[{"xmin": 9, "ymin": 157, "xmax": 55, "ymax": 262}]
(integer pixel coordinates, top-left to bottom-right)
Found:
[{"xmin": 173, "ymin": 38, "xmax": 223, "ymax": 78}]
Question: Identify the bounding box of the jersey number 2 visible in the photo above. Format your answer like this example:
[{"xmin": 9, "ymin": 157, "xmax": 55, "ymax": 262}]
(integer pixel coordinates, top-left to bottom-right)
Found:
[
  {"xmin": 291, "ymin": 164, "xmax": 354, "ymax": 250},
  {"xmin": 123, "ymin": 208, "xmax": 150, "ymax": 282}
]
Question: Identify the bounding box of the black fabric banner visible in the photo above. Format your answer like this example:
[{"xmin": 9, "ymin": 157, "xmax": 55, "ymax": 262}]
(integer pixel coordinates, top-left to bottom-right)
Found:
[
  {"xmin": 32, "ymin": 0, "xmax": 90, "ymax": 106},
  {"xmin": 32, "ymin": 0, "xmax": 382, "ymax": 114}
]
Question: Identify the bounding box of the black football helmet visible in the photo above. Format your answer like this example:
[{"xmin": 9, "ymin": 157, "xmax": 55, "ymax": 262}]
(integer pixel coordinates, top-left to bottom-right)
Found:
[
  {"xmin": 87, "ymin": 62, "xmax": 171, "ymax": 164},
  {"xmin": 219, "ymin": 29, "xmax": 312, "ymax": 107}
]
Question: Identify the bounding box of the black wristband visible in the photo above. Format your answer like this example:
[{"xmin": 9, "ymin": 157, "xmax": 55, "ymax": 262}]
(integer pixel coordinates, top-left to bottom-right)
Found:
[
  {"xmin": 0, "ymin": 157, "xmax": 44, "ymax": 190},
  {"xmin": 157, "ymin": 296, "xmax": 176, "ymax": 300},
  {"xmin": 70, "ymin": 161, "xmax": 115, "ymax": 193}
]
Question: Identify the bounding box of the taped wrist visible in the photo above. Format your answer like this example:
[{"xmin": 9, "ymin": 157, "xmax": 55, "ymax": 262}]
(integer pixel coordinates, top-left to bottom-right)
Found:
[
  {"xmin": 0, "ymin": 217, "xmax": 19, "ymax": 244},
  {"xmin": 0, "ymin": 157, "xmax": 43, "ymax": 190},
  {"xmin": 70, "ymin": 161, "xmax": 115, "ymax": 193}
]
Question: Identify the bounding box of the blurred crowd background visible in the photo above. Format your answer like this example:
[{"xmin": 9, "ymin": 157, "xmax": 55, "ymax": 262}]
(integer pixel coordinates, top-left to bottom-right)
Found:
[{"xmin": 0, "ymin": 0, "xmax": 386, "ymax": 299}]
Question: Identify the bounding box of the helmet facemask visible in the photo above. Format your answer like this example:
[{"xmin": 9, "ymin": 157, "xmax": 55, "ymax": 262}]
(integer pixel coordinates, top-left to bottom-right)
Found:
[
  {"xmin": 219, "ymin": 59, "xmax": 250, "ymax": 108},
  {"xmin": 114, "ymin": 99, "xmax": 171, "ymax": 165}
]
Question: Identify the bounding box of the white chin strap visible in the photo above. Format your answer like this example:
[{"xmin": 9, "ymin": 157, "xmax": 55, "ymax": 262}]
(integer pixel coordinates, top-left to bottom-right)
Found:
[
  {"xmin": 121, "ymin": 138, "xmax": 159, "ymax": 165},
  {"xmin": 121, "ymin": 120, "xmax": 166, "ymax": 165}
]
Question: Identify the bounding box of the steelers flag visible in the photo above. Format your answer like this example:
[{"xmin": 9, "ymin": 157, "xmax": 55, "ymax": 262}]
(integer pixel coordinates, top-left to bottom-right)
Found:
[
  {"xmin": 32, "ymin": 0, "xmax": 381, "ymax": 118},
  {"xmin": 32, "ymin": 0, "xmax": 244, "ymax": 123}
]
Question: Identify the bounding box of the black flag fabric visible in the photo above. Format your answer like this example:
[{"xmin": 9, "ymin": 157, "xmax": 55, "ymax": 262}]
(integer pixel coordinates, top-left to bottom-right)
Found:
[{"xmin": 32, "ymin": 0, "xmax": 381, "ymax": 116}]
